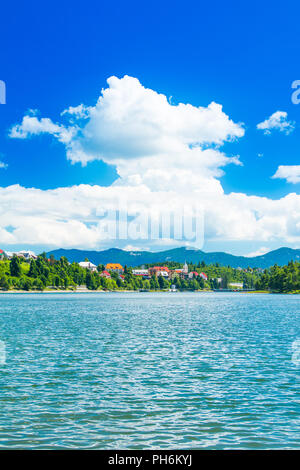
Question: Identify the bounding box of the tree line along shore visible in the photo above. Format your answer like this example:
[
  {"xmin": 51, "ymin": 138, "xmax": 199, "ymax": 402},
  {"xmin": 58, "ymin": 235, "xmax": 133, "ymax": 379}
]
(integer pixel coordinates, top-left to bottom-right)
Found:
[{"xmin": 0, "ymin": 253, "xmax": 300, "ymax": 293}]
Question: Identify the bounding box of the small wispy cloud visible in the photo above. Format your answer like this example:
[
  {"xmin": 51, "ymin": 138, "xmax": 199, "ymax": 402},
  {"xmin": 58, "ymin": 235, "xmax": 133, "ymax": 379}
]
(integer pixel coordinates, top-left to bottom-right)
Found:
[
  {"xmin": 257, "ymin": 111, "xmax": 295, "ymax": 135},
  {"xmin": 245, "ymin": 247, "xmax": 269, "ymax": 257},
  {"xmin": 0, "ymin": 153, "xmax": 7, "ymax": 169}
]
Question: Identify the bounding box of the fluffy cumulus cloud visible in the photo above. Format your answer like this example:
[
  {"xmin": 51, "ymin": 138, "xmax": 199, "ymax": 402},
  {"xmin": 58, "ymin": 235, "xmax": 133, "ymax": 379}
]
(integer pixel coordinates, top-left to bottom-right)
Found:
[
  {"xmin": 272, "ymin": 165, "xmax": 300, "ymax": 184},
  {"xmin": 10, "ymin": 75, "xmax": 245, "ymax": 169},
  {"xmin": 3, "ymin": 75, "xmax": 300, "ymax": 251},
  {"xmin": 1, "ymin": 184, "xmax": 300, "ymax": 250},
  {"xmin": 257, "ymin": 111, "xmax": 295, "ymax": 135}
]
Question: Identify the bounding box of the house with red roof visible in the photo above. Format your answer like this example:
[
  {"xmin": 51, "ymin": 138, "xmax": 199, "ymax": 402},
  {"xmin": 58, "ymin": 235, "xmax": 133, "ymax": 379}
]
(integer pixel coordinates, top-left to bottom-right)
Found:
[
  {"xmin": 148, "ymin": 266, "xmax": 170, "ymax": 278},
  {"xmin": 100, "ymin": 270, "xmax": 111, "ymax": 278},
  {"xmin": 188, "ymin": 271, "xmax": 199, "ymax": 279}
]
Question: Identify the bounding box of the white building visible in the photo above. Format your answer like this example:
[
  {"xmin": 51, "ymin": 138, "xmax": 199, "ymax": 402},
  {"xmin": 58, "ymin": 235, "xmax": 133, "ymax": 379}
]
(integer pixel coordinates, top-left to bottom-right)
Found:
[
  {"xmin": 228, "ymin": 282, "xmax": 243, "ymax": 289},
  {"xmin": 79, "ymin": 261, "xmax": 97, "ymax": 272},
  {"xmin": 183, "ymin": 261, "xmax": 188, "ymax": 274},
  {"xmin": 17, "ymin": 250, "xmax": 37, "ymax": 260},
  {"xmin": 6, "ymin": 250, "xmax": 37, "ymax": 260},
  {"xmin": 132, "ymin": 269, "xmax": 149, "ymax": 276},
  {"xmin": 158, "ymin": 271, "xmax": 169, "ymax": 278}
]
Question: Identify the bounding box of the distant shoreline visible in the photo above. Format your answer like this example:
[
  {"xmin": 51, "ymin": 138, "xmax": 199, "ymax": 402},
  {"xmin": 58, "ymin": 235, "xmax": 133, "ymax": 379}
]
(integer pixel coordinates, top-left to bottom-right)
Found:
[
  {"xmin": 0, "ymin": 289, "xmax": 298, "ymax": 295},
  {"xmin": 0, "ymin": 289, "xmax": 119, "ymax": 294}
]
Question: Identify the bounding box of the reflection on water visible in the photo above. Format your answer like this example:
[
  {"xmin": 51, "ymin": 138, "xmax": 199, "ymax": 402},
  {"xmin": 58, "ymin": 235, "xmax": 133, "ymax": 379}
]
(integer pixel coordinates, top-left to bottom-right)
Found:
[
  {"xmin": 0, "ymin": 340, "xmax": 5, "ymax": 365},
  {"xmin": 291, "ymin": 339, "xmax": 300, "ymax": 366},
  {"xmin": 0, "ymin": 292, "xmax": 299, "ymax": 449}
]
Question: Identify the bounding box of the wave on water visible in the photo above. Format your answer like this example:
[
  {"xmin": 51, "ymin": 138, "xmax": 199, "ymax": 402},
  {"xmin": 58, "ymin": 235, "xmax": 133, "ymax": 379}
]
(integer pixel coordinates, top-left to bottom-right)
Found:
[
  {"xmin": 291, "ymin": 339, "xmax": 300, "ymax": 366},
  {"xmin": 0, "ymin": 341, "xmax": 6, "ymax": 365}
]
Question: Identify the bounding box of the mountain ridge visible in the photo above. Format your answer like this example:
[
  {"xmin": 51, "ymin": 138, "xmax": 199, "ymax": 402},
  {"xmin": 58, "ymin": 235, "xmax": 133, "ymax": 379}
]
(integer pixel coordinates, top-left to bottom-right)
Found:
[{"xmin": 47, "ymin": 246, "xmax": 300, "ymax": 269}]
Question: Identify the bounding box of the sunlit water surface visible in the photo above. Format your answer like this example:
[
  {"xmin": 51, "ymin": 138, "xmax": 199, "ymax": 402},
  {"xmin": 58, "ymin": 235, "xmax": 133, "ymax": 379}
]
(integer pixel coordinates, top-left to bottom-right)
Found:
[{"xmin": 0, "ymin": 292, "xmax": 299, "ymax": 449}]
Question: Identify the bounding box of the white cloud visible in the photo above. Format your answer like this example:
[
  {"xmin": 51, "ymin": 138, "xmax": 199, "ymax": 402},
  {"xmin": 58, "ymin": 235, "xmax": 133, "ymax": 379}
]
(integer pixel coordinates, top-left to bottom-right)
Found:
[
  {"xmin": 61, "ymin": 104, "xmax": 92, "ymax": 120},
  {"xmin": 10, "ymin": 75, "xmax": 245, "ymax": 167},
  {"xmin": 0, "ymin": 183, "xmax": 300, "ymax": 250},
  {"xmin": 0, "ymin": 161, "xmax": 7, "ymax": 169},
  {"xmin": 257, "ymin": 111, "xmax": 295, "ymax": 135},
  {"xmin": 245, "ymin": 247, "xmax": 269, "ymax": 258},
  {"xmin": 4, "ymin": 76, "xmax": 300, "ymax": 252},
  {"xmin": 123, "ymin": 244, "xmax": 149, "ymax": 252},
  {"xmin": 9, "ymin": 115, "xmax": 75, "ymax": 144},
  {"xmin": 272, "ymin": 165, "xmax": 300, "ymax": 184}
]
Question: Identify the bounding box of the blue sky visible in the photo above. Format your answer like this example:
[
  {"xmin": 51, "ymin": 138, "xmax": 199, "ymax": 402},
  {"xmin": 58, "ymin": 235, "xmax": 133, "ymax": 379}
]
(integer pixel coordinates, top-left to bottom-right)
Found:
[{"xmin": 0, "ymin": 0, "xmax": 300, "ymax": 255}]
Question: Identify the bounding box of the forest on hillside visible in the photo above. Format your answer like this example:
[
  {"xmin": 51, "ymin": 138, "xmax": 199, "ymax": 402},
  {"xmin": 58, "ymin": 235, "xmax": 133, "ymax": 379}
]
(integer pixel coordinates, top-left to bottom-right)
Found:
[{"xmin": 0, "ymin": 254, "xmax": 299, "ymax": 293}]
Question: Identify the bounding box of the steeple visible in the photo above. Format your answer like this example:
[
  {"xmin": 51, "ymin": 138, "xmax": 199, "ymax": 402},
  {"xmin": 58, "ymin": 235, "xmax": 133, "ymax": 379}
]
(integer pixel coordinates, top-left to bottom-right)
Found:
[{"xmin": 183, "ymin": 260, "xmax": 188, "ymax": 274}]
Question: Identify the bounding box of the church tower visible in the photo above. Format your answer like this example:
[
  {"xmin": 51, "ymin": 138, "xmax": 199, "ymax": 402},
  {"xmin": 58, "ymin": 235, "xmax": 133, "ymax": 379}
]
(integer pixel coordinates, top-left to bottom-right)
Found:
[{"xmin": 183, "ymin": 260, "xmax": 188, "ymax": 274}]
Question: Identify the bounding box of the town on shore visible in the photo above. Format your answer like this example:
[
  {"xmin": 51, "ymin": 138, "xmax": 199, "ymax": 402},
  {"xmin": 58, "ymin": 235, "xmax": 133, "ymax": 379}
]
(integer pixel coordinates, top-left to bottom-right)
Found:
[{"xmin": 1, "ymin": 248, "xmax": 300, "ymax": 293}]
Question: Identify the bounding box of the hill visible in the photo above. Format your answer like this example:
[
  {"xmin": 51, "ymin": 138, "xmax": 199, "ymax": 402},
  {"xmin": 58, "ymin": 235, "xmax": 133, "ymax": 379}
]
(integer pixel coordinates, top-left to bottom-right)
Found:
[{"xmin": 47, "ymin": 247, "xmax": 300, "ymax": 269}]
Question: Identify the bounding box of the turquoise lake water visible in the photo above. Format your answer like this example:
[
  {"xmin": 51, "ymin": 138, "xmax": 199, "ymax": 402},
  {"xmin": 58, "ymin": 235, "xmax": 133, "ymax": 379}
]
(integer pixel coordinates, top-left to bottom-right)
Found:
[{"xmin": 0, "ymin": 292, "xmax": 299, "ymax": 449}]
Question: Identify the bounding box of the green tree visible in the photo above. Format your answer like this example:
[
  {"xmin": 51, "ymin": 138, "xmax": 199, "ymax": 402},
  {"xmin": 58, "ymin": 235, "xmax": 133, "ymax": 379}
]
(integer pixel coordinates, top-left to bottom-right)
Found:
[
  {"xmin": 86, "ymin": 271, "xmax": 97, "ymax": 290},
  {"xmin": 28, "ymin": 260, "xmax": 39, "ymax": 277},
  {"xmin": 0, "ymin": 275, "xmax": 9, "ymax": 290},
  {"xmin": 10, "ymin": 256, "xmax": 21, "ymax": 277}
]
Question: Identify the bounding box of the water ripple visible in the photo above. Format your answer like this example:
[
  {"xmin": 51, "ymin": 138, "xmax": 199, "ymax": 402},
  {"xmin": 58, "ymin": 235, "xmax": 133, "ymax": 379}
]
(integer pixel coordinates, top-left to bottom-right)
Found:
[{"xmin": 0, "ymin": 292, "xmax": 299, "ymax": 449}]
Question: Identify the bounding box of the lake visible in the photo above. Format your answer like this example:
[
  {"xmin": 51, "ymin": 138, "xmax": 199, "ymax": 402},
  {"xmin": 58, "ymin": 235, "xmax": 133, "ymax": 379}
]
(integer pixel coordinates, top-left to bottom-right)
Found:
[{"xmin": 0, "ymin": 292, "xmax": 299, "ymax": 449}]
